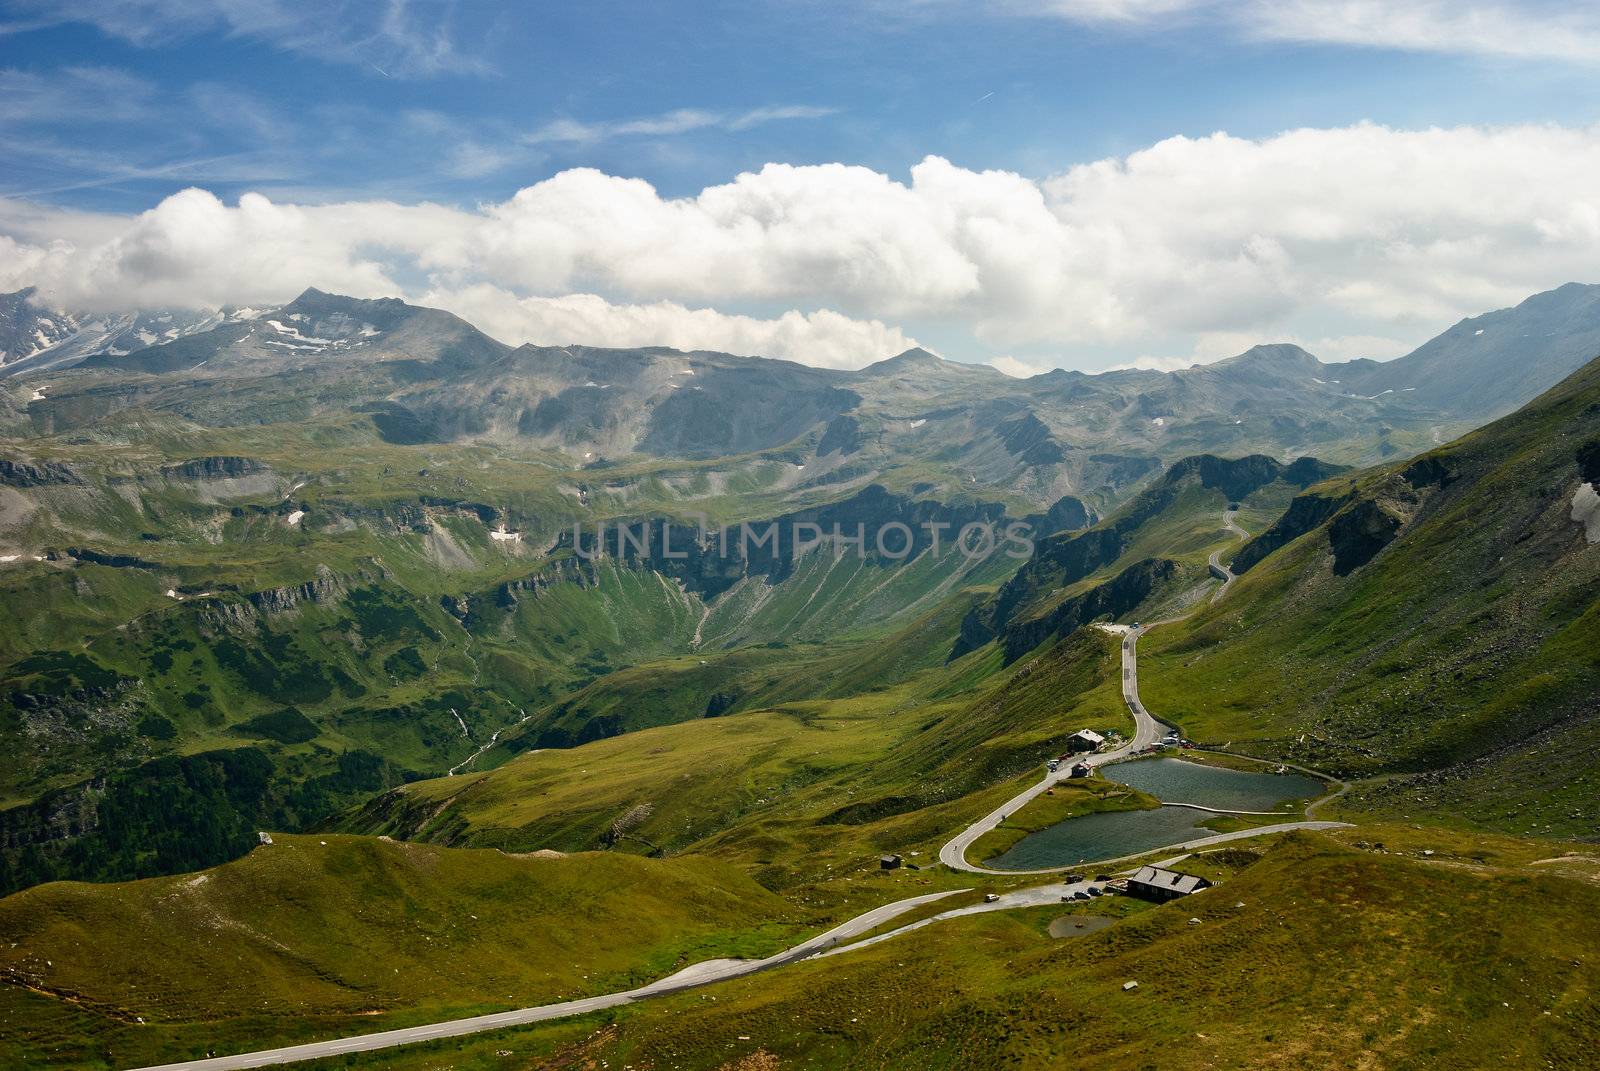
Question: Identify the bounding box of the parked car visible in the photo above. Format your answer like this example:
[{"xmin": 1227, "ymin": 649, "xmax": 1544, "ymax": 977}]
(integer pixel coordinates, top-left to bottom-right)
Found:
[
  {"xmin": 1094, "ymin": 874, "xmax": 1112, "ymax": 882},
  {"xmin": 1088, "ymin": 887, "xmax": 1103, "ymax": 897},
  {"xmin": 1063, "ymin": 872, "xmax": 1084, "ymax": 884},
  {"xmin": 1074, "ymin": 890, "xmax": 1091, "ymax": 900}
]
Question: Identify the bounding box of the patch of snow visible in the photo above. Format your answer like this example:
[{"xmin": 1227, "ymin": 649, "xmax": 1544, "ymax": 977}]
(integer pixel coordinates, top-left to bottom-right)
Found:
[
  {"xmin": 1311, "ymin": 377, "xmax": 1325, "ymax": 384},
  {"xmin": 358, "ymin": 323, "xmax": 381, "ymax": 337},
  {"xmin": 1151, "ymin": 417, "xmax": 1166, "ymax": 427},
  {"xmin": 909, "ymin": 419, "xmax": 926, "ymax": 429},
  {"xmin": 1234, "ymin": 419, "xmax": 1243, "ymax": 425},
  {"xmin": 794, "ymin": 463, "xmax": 806, "ymax": 470},
  {"xmin": 285, "ymin": 510, "xmax": 305, "ymax": 526},
  {"xmin": 583, "ymin": 381, "xmax": 599, "ymax": 387},
  {"xmin": 266, "ymin": 320, "xmax": 332, "ymax": 345},
  {"xmin": 489, "ymin": 527, "xmax": 522, "ymax": 543},
  {"xmin": 136, "ymin": 330, "xmax": 157, "ymax": 346},
  {"xmin": 165, "ymin": 589, "xmax": 180, "ymax": 599},
  {"xmin": 1572, "ymin": 482, "xmax": 1600, "ymax": 544},
  {"xmin": 0, "ymin": 555, "xmax": 18, "ymax": 563},
  {"xmin": 1474, "ymin": 328, "xmax": 1484, "ymax": 336},
  {"xmin": 28, "ymin": 385, "xmax": 48, "ymax": 402},
  {"xmin": 1401, "ymin": 387, "xmax": 1417, "ymax": 392}
]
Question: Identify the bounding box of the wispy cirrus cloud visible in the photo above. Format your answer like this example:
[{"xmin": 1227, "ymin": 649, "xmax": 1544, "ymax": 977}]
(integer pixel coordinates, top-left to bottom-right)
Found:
[
  {"xmin": 0, "ymin": 65, "xmax": 157, "ymax": 123},
  {"xmin": 3, "ymin": 0, "xmax": 490, "ymax": 76},
  {"xmin": 1000, "ymin": 0, "xmax": 1600, "ymax": 64},
  {"xmin": 525, "ymin": 105, "xmax": 838, "ymax": 146}
]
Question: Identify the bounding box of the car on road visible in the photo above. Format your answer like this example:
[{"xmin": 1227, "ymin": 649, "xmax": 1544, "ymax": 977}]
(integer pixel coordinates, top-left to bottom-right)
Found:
[
  {"xmin": 1073, "ymin": 890, "xmax": 1092, "ymax": 900},
  {"xmin": 984, "ymin": 893, "xmax": 1000, "ymax": 903}
]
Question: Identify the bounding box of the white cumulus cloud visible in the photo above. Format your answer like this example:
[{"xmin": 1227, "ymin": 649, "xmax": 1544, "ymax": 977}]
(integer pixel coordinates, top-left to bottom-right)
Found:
[
  {"xmin": 6, "ymin": 120, "xmax": 1600, "ymax": 369},
  {"xmin": 420, "ymin": 285, "xmax": 918, "ymax": 369}
]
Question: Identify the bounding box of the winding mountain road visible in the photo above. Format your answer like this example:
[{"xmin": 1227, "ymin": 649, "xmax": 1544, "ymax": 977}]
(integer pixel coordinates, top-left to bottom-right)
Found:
[
  {"xmin": 128, "ymin": 507, "xmax": 1348, "ymax": 1071},
  {"xmin": 939, "ymin": 507, "xmax": 1345, "ymax": 875},
  {"xmin": 1208, "ymin": 506, "xmax": 1245, "ymax": 601}
]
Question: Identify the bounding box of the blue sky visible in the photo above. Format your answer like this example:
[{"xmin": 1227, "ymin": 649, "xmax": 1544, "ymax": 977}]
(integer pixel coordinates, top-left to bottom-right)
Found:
[{"xmin": 5, "ymin": 1, "xmax": 1600, "ymax": 371}]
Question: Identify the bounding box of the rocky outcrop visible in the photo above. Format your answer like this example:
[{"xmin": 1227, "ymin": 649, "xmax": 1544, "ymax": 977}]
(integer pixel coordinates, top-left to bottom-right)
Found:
[
  {"xmin": 65, "ymin": 547, "xmax": 159, "ymax": 569},
  {"xmin": 245, "ymin": 565, "xmax": 345, "ymax": 613},
  {"xmin": 1234, "ymin": 474, "xmax": 1420, "ymax": 577},
  {"xmin": 995, "ymin": 410, "xmax": 1066, "ymax": 465},
  {"xmin": 1024, "ymin": 494, "xmax": 1094, "ymax": 536},
  {"xmin": 1233, "ymin": 488, "xmax": 1352, "ymax": 573},
  {"xmin": 1328, "ymin": 484, "xmax": 1419, "ymax": 575},
  {"xmin": 816, "ymin": 414, "xmax": 864, "ymax": 456},
  {"xmin": 161, "ymin": 456, "xmax": 269, "ymax": 480},
  {"xmin": 1402, "ymin": 452, "xmax": 1461, "ymax": 490},
  {"xmin": 956, "ymin": 557, "xmax": 1179, "ymax": 662},
  {"xmin": 0, "ymin": 457, "xmax": 83, "ymax": 486}
]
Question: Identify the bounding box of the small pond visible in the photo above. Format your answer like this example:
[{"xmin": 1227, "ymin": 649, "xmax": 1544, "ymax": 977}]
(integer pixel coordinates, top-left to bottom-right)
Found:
[
  {"xmin": 987, "ymin": 805, "xmax": 1217, "ymax": 871},
  {"xmin": 1108, "ymin": 757, "xmax": 1323, "ymax": 812}
]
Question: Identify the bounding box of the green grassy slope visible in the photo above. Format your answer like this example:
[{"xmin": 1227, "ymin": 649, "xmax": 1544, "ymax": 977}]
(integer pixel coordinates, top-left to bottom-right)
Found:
[
  {"xmin": 1136, "ymin": 354, "xmax": 1600, "ymax": 837},
  {"xmin": 284, "ymin": 832, "xmax": 1600, "ymax": 1071},
  {"xmin": 0, "ymin": 835, "xmax": 802, "ymax": 1070},
  {"xmin": 340, "ymin": 626, "xmax": 1128, "ymax": 891}
]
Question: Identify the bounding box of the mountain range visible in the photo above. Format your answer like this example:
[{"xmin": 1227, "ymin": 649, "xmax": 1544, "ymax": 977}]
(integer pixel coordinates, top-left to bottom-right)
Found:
[{"xmin": 5, "ymin": 281, "xmax": 1600, "ymax": 525}]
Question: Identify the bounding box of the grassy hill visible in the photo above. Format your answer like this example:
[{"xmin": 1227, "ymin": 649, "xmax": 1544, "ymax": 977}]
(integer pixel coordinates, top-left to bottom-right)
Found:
[{"xmin": 0, "ymin": 834, "xmax": 803, "ymax": 1070}]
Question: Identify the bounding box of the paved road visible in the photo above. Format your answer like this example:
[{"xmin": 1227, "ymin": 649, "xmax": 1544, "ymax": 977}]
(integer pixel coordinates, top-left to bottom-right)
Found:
[
  {"xmin": 820, "ymin": 878, "xmax": 1109, "ymax": 956},
  {"xmin": 1207, "ymin": 507, "xmax": 1245, "ymax": 602},
  {"xmin": 936, "ymin": 621, "xmax": 1168, "ymax": 875},
  {"xmin": 127, "ymin": 889, "xmax": 965, "ymax": 1071}
]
